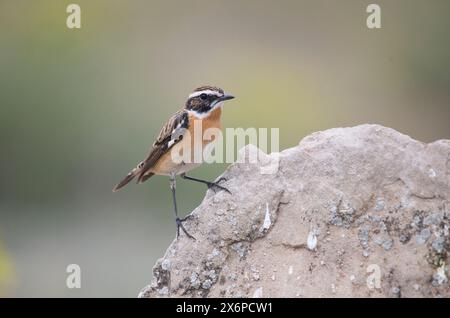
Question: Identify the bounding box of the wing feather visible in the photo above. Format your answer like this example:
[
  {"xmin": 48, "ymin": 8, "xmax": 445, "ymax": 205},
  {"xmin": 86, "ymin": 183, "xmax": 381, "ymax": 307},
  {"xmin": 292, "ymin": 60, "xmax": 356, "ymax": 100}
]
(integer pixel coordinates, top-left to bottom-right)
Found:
[
  {"xmin": 112, "ymin": 109, "xmax": 189, "ymax": 191},
  {"xmin": 136, "ymin": 110, "xmax": 189, "ymax": 182}
]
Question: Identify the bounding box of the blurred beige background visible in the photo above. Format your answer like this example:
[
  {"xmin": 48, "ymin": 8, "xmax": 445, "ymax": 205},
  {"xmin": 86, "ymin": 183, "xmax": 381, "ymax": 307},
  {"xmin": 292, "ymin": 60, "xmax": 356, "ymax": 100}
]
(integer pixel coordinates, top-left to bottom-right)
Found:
[{"xmin": 0, "ymin": 0, "xmax": 449, "ymax": 297}]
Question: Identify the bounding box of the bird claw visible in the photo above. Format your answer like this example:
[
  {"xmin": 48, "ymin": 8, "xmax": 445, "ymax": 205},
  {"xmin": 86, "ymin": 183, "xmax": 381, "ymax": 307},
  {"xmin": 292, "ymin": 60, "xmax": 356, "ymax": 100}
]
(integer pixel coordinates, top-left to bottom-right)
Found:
[
  {"xmin": 176, "ymin": 217, "xmax": 196, "ymax": 240},
  {"xmin": 207, "ymin": 178, "xmax": 231, "ymax": 194},
  {"xmin": 216, "ymin": 177, "xmax": 228, "ymax": 183}
]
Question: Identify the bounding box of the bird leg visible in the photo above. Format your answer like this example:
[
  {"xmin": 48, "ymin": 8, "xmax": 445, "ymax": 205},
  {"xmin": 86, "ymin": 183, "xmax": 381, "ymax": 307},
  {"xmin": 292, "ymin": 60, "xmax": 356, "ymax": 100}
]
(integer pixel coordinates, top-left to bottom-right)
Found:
[
  {"xmin": 170, "ymin": 176, "xmax": 195, "ymax": 240},
  {"xmin": 180, "ymin": 173, "xmax": 231, "ymax": 194}
]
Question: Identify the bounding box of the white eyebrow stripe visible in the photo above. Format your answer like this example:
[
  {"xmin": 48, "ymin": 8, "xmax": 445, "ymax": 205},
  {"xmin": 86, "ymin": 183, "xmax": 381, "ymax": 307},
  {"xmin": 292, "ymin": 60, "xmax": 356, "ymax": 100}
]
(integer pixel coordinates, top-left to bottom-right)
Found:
[{"xmin": 188, "ymin": 90, "xmax": 222, "ymax": 99}]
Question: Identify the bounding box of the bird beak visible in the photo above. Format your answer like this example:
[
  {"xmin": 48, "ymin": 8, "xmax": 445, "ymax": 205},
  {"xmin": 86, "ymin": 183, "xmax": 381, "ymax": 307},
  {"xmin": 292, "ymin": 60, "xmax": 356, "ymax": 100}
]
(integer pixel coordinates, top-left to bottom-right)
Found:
[{"xmin": 219, "ymin": 94, "xmax": 235, "ymax": 102}]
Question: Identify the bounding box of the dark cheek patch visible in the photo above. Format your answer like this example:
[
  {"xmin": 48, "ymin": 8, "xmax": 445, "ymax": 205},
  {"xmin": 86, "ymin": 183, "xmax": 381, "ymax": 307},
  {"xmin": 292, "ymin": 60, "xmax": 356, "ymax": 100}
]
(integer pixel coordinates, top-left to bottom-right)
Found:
[{"xmin": 191, "ymin": 98, "xmax": 211, "ymax": 114}]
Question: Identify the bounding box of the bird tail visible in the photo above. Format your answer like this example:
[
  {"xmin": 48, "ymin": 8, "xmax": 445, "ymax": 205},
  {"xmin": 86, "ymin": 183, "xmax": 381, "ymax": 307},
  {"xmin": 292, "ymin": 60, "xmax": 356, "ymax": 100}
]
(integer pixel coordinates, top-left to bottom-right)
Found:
[
  {"xmin": 114, "ymin": 164, "xmax": 145, "ymax": 192},
  {"xmin": 113, "ymin": 166, "xmax": 155, "ymax": 192},
  {"xmin": 113, "ymin": 170, "xmax": 136, "ymax": 192},
  {"xmin": 138, "ymin": 172, "xmax": 154, "ymax": 183}
]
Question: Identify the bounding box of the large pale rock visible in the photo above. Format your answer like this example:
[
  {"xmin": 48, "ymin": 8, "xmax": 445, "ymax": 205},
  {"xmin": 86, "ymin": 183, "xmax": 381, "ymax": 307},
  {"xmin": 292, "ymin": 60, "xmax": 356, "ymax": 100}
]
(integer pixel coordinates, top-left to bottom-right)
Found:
[{"xmin": 139, "ymin": 124, "xmax": 450, "ymax": 298}]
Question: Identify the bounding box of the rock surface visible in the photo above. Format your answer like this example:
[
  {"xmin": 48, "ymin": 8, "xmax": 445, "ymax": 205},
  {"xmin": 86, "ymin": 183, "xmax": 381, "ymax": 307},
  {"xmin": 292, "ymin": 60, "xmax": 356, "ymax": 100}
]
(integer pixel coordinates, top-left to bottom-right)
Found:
[{"xmin": 139, "ymin": 124, "xmax": 450, "ymax": 298}]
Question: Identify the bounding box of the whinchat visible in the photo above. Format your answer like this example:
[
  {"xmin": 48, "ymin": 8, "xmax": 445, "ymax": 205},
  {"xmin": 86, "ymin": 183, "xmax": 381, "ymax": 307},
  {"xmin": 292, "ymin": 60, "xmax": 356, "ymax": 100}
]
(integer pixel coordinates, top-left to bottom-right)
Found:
[{"xmin": 113, "ymin": 86, "xmax": 235, "ymax": 239}]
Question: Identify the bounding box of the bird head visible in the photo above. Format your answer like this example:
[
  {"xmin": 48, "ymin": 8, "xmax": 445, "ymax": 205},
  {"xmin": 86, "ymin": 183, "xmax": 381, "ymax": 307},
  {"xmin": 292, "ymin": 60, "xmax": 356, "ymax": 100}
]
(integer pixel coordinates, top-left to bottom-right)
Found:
[{"xmin": 185, "ymin": 86, "xmax": 234, "ymax": 117}]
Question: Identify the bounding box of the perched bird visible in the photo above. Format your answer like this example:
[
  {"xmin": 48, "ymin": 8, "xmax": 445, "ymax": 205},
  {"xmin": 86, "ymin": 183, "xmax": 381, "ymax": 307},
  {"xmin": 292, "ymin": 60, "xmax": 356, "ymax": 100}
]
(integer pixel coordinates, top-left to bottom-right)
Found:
[{"xmin": 113, "ymin": 86, "xmax": 235, "ymax": 239}]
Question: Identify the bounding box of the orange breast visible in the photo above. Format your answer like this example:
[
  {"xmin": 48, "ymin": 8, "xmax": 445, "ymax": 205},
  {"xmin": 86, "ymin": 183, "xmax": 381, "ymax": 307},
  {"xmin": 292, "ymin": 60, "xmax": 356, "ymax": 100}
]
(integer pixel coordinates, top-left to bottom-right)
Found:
[
  {"xmin": 150, "ymin": 107, "xmax": 223, "ymax": 175},
  {"xmin": 188, "ymin": 107, "xmax": 222, "ymax": 140}
]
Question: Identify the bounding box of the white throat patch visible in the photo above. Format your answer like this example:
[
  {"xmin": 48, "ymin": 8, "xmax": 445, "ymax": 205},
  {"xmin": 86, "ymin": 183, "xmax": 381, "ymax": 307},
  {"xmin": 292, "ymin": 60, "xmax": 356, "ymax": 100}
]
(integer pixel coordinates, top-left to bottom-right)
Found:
[{"xmin": 187, "ymin": 102, "xmax": 223, "ymax": 119}]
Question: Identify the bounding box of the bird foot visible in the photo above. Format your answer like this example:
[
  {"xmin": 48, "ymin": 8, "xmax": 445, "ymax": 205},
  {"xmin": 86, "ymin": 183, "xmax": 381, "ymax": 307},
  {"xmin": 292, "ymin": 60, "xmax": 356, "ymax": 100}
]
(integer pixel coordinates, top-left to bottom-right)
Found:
[
  {"xmin": 207, "ymin": 177, "xmax": 231, "ymax": 194},
  {"xmin": 176, "ymin": 216, "xmax": 196, "ymax": 240}
]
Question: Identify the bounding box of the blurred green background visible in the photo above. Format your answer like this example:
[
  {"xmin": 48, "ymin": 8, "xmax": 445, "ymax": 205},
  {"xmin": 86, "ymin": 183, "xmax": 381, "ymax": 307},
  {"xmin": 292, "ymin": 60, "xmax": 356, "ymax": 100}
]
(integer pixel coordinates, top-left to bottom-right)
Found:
[{"xmin": 0, "ymin": 0, "xmax": 449, "ymax": 297}]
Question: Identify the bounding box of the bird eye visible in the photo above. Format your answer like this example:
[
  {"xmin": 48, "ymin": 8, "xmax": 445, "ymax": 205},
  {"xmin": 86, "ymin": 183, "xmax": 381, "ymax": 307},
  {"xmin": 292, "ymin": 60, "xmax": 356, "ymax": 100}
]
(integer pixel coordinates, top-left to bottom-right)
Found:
[{"xmin": 200, "ymin": 93, "xmax": 207, "ymax": 100}]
